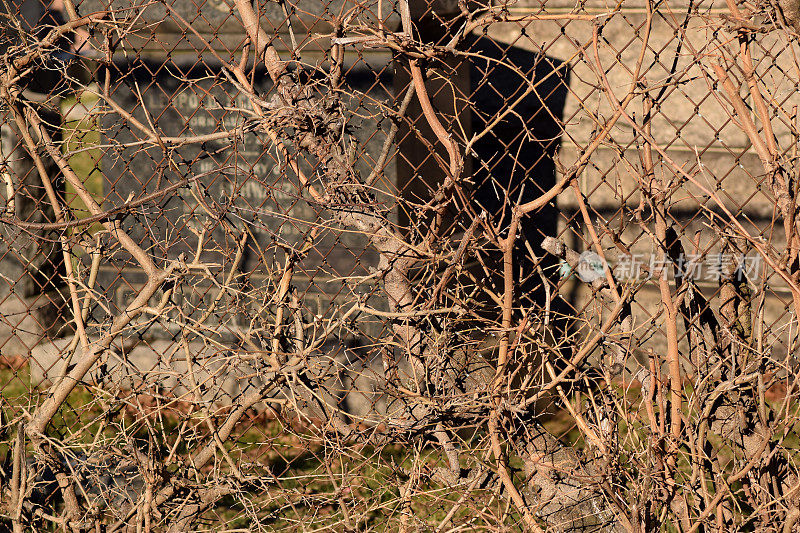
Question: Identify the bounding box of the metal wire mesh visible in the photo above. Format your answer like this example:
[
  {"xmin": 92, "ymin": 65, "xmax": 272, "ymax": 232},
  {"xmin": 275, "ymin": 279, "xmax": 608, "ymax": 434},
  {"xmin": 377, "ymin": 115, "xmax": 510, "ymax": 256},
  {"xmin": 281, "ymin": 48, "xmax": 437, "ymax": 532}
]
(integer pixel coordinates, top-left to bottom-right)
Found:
[{"xmin": 1, "ymin": 0, "xmax": 799, "ymax": 529}]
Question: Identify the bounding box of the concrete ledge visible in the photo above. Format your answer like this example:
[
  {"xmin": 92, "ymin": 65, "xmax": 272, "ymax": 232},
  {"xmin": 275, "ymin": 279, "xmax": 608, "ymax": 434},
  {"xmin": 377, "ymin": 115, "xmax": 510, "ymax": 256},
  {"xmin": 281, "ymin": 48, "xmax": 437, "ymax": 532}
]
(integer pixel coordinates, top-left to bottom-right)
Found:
[
  {"xmin": 28, "ymin": 335, "xmax": 495, "ymax": 427},
  {"xmin": 27, "ymin": 336, "xmax": 414, "ymax": 423},
  {"xmin": 29, "ymin": 338, "xmax": 264, "ymax": 406}
]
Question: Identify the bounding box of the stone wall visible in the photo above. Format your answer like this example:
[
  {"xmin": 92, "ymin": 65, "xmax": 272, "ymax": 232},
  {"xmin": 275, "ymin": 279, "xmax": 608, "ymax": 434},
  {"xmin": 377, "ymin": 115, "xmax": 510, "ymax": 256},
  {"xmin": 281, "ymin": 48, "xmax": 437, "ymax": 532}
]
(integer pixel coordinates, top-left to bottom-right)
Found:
[{"xmin": 480, "ymin": 0, "xmax": 799, "ymax": 363}]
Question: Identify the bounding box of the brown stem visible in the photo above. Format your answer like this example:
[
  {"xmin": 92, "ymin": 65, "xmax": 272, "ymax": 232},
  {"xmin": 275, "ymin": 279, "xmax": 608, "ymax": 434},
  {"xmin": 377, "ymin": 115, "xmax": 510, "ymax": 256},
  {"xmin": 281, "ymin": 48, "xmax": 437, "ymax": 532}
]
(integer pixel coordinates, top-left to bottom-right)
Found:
[
  {"xmin": 488, "ymin": 412, "xmax": 545, "ymax": 533},
  {"xmin": 408, "ymin": 59, "xmax": 461, "ymax": 180}
]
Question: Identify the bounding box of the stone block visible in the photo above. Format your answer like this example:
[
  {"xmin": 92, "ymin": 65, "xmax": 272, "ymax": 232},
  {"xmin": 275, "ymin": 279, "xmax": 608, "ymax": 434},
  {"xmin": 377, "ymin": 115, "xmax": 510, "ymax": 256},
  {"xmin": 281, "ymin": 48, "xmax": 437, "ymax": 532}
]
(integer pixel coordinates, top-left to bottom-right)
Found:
[
  {"xmin": 0, "ymin": 294, "xmax": 52, "ymax": 359},
  {"xmin": 476, "ymin": 14, "xmax": 800, "ymax": 153},
  {"xmin": 557, "ymin": 145, "xmax": 777, "ymax": 217}
]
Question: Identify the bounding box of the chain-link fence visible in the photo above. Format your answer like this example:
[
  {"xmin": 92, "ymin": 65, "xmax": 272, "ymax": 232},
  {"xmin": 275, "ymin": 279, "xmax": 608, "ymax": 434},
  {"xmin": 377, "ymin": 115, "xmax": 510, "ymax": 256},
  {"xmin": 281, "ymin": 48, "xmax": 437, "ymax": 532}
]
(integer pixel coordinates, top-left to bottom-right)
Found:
[{"xmin": 1, "ymin": 0, "xmax": 799, "ymax": 530}]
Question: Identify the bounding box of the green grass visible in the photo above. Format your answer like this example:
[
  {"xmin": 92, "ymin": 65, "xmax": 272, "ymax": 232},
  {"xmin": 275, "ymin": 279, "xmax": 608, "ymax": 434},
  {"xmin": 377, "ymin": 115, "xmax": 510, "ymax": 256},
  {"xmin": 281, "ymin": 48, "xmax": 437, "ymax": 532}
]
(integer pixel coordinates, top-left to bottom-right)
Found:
[
  {"xmin": 61, "ymin": 94, "xmax": 103, "ymax": 217},
  {"xmin": 0, "ymin": 96, "xmax": 103, "ymax": 433}
]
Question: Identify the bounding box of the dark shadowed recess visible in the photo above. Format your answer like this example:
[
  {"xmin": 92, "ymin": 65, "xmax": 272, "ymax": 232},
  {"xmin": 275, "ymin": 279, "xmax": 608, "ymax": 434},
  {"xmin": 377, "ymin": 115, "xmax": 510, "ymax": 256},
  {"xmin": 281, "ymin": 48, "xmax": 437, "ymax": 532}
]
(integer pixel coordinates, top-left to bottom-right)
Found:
[{"xmin": 466, "ymin": 34, "xmax": 570, "ymax": 310}]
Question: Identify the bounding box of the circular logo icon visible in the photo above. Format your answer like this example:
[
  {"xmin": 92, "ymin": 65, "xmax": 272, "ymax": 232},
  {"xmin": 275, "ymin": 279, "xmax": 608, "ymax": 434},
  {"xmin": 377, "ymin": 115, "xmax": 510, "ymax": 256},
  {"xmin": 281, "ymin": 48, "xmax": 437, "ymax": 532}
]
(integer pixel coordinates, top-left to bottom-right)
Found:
[{"xmin": 576, "ymin": 251, "xmax": 607, "ymax": 283}]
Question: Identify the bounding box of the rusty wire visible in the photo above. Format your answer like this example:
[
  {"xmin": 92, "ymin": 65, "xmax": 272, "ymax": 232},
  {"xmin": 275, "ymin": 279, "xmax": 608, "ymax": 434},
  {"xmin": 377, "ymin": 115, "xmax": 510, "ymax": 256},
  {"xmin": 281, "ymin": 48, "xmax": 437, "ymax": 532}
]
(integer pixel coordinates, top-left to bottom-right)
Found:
[{"xmin": 0, "ymin": 0, "xmax": 799, "ymax": 530}]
